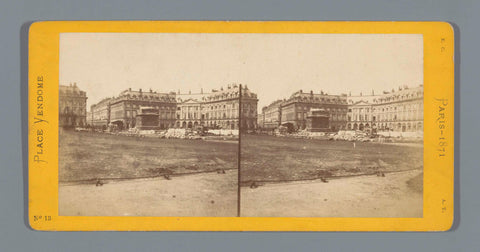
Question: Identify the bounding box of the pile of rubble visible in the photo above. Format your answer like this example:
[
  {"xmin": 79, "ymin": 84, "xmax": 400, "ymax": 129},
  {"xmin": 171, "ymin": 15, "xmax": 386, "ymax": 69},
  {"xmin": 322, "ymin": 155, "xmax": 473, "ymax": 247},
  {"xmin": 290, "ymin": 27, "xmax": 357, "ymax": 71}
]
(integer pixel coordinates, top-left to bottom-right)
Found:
[
  {"xmin": 207, "ymin": 129, "xmax": 239, "ymax": 136},
  {"xmin": 332, "ymin": 130, "xmax": 423, "ymax": 142},
  {"xmin": 164, "ymin": 128, "xmax": 187, "ymax": 139},
  {"xmin": 290, "ymin": 130, "xmax": 328, "ymax": 139}
]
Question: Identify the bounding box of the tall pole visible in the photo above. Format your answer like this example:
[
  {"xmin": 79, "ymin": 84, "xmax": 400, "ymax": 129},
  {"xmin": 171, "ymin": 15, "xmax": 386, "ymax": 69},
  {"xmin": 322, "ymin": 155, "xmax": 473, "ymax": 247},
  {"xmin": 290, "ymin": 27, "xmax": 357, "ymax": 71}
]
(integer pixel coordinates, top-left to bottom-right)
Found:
[{"xmin": 237, "ymin": 84, "xmax": 242, "ymax": 217}]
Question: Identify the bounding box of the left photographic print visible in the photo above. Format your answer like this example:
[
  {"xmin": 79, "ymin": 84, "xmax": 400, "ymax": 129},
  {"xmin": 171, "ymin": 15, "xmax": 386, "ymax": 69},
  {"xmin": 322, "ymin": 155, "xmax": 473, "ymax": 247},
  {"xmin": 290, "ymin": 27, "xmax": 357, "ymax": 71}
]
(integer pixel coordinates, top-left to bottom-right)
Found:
[{"xmin": 58, "ymin": 33, "xmax": 240, "ymax": 217}]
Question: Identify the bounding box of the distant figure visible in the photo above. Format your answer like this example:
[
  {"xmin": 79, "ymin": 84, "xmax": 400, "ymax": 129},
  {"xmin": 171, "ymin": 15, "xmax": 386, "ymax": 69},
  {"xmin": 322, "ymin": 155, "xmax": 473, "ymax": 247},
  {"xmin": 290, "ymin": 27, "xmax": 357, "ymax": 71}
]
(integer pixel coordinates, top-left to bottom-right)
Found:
[
  {"xmin": 320, "ymin": 177, "xmax": 328, "ymax": 183},
  {"xmin": 95, "ymin": 179, "xmax": 103, "ymax": 187},
  {"xmin": 250, "ymin": 181, "xmax": 258, "ymax": 189},
  {"xmin": 217, "ymin": 169, "xmax": 226, "ymax": 174},
  {"xmin": 376, "ymin": 171, "xmax": 385, "ymax": 177},
  {"xmin": 164, "ymin": 174, "xmax": 171, "ymax": 180}
]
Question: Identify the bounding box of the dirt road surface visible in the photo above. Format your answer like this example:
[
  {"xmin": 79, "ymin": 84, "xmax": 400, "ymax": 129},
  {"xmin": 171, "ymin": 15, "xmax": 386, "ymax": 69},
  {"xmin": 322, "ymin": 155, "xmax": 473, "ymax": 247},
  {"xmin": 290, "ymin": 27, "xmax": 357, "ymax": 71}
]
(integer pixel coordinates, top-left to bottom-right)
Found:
[
  {"xmin": 59, "ymin": 170, "xmax": 237, "ymax": 217},
  {"xmin": 241, "ymin": 169, "xmax": 423, "ymax": 217}
]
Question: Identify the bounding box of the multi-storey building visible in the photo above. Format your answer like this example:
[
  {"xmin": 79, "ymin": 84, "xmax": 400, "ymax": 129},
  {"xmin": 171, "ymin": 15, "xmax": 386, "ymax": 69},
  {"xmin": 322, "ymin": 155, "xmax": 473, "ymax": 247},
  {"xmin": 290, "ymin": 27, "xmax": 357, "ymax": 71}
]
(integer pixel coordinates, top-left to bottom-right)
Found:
[
  {"xmin": 175, "ymin": 95, "xmax": 204, "ymax": 128},
  {"xmin": 261, "ymin": 99, "xmax": 283, "ymax": 129},
  {"xmin": 173, "ymin": 84, "xmax": 258, "ymax": 130},
  {"xmin": 90, "ymin": 97, "xmax": 111, "ymax": 127},
  {"xmin": 59, "ymin": 83, "xmax": 87, "ymax": 127},
  {"xmin": 201, "ymin": 84, "xmax": 258, "ymax": 130},
  {"xmin": 257, "ymin": 113, "xmax": 265, "ymax": 128},
  {"xmin": 89, "ymin": 88, "xmax": 176, "ymax": 130},
  {"xmin": 279, "ymin": 90, "xmax": 349, "ymax": 131},
  {"xmin": 346, "ymin": 85, "xmax": 423, "ymax": 132},
  {"xmin": 108, "ymin": 88, "xmax": 176, "ymax": 130},
  {"xmin": 240, "ymin": 85, "xmax": 258, "ymax": 130},
  {"xmin": 88, "ymin": 84, "xmax": 258, "ymax": 131}
]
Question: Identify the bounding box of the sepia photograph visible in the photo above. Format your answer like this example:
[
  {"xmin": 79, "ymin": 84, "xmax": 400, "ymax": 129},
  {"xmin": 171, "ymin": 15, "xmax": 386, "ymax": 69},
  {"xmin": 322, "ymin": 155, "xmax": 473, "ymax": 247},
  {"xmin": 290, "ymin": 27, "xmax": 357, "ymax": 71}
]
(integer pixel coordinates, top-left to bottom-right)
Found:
[
  {"xmin": 238, "ymin": 34, "xmax": 424, "ymax": 217},
  {"xmin": 58, "ymin": 33, "xmax": 245, "ymax": 216},
  {"xmin": 58, "ymin": 32, "xmax": 423, "ymax": 218}
]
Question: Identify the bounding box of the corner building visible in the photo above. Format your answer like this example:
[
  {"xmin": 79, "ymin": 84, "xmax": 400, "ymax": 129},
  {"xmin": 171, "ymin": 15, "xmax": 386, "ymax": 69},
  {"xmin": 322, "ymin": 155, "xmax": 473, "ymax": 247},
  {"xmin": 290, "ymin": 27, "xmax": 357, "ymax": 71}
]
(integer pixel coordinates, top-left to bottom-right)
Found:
[
  {"xmin": 59, "ymin": 83, "xmax": 87, "ymax": 127},
  {"xmin": 346, "ymin": 85, "xmax": 423, "ymax": 132}
]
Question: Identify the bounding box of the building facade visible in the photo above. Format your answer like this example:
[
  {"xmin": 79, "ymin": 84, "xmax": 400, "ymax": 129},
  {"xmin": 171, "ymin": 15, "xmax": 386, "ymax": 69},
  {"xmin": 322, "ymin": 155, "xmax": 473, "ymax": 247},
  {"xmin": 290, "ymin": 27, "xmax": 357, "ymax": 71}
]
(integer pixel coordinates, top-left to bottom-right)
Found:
[
  {"xmin": 200, "ymin": 84, "xmax": 258, "ymax": 130},
  {"xmin": 89, "ymin": 88, "xmax": 176, "ymax": 130},
  {"xmin": 240, "ymin": 85, "xmax": 258, "ymax": 130},
  {"xmin": 109, "ymin": 88, "xmax": 176, "ymax": 130},
  {"xmin": 175, "ymin": 97, "xmax": 204, "ymax": 128},
  {"xmin": 59, "ymin": 83, "xmax": 87, "ymax": 127},
  {"xmin": 346, "ymin": 85, "xmax": 424, "ymax": 132},
  {"xmin": 90, "ymin": 97, "xmax": 111, "ymax": 128},
  {"xmin": 88, "ymin": 84, "xmax": 258, "ymax": 131},
  {"xmin": 261, "ymin": 99, "xmax": 283, "ymax": 129},
  {"xmin": 279, "ymin": 90, "xmax": 348, "ymax": 131}
]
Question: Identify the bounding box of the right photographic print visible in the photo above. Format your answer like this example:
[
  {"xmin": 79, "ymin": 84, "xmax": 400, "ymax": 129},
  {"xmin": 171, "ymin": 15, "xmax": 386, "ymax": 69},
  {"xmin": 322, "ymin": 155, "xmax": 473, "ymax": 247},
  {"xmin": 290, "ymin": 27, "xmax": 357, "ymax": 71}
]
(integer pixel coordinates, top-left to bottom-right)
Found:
[{"xmin": 240, "ymin": 33, "xmax": 423, "ymax": 217}]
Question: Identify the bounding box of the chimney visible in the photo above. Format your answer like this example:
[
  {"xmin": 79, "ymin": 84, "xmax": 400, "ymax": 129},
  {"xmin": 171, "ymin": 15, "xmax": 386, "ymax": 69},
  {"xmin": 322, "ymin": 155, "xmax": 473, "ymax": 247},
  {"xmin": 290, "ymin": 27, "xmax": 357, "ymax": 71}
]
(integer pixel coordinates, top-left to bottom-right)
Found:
[
  {"xmin": 360, "ymin": 92, "xmax": 362, "ymax": 96},
  {"xmin": 150, "ymin": 88, "xmax": 153, "ymax": 93},
  {"xmin": 189, "ymin": 90, "xmax": 191, "ymax": 94},
  {"xmin": 129, "ymin": 88, "xmax": 131, "ymax": 91},
  {"xmin": 300, "ymin": 89, "xmax": 303, "ymax": 93},
  {"xmin": 310, "ymin": 90, "xmax": 313, "ymax": 95},
  {"xmin": 371, "ymin": 89, "xmax": 374, "ymax": 95},
  {"xmin": 139, "ymin": 88, "xmax": 142, "ymax": 93}
]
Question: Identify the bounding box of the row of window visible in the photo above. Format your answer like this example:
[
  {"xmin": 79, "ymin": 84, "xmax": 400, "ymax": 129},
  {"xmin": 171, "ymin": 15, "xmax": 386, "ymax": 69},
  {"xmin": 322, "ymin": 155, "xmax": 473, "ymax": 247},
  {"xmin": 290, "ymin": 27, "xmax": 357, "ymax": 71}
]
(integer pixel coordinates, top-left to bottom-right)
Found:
[
  {"xmin": 125, "ymin": 104, "xmax": 176, "ymax": 110},
  {"xmin": 375, "ymin": 91, "xmax": 423, "ymax": 103},
  {"xmin": 296, "ymin": 106, "xmax": 348, "ymax": 113},
  {"xmin": 350, "ymin": 103, "xmax": 423, "ymax": 113},
  {"xmin": 292, "ymin": 96, "xmax": 347, "ymax": 104},
  {"xmin": 295, "ymin": 112, "xmax": 347, "ymax": 121},
  {"xmin": 349, "ymin": 111, "xmax": 423, "ymax": 122}
]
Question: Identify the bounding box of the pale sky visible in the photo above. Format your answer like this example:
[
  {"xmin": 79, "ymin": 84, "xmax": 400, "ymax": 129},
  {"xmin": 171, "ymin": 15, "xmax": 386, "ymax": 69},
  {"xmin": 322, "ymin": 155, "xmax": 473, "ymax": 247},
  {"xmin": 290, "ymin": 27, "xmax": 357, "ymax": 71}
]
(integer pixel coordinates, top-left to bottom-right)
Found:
[{"xmin": 59, "ymin": 33, "xmax": 423, "ymax": 110}]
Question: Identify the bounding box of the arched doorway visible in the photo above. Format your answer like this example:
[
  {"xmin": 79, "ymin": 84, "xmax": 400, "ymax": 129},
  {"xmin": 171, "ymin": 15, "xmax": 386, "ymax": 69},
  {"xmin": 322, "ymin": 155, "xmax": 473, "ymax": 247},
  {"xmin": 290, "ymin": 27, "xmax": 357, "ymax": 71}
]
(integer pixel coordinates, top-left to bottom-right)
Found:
[{"xmin": 187, "ymin": 121, "xmax": 193, "ymax": 128}]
